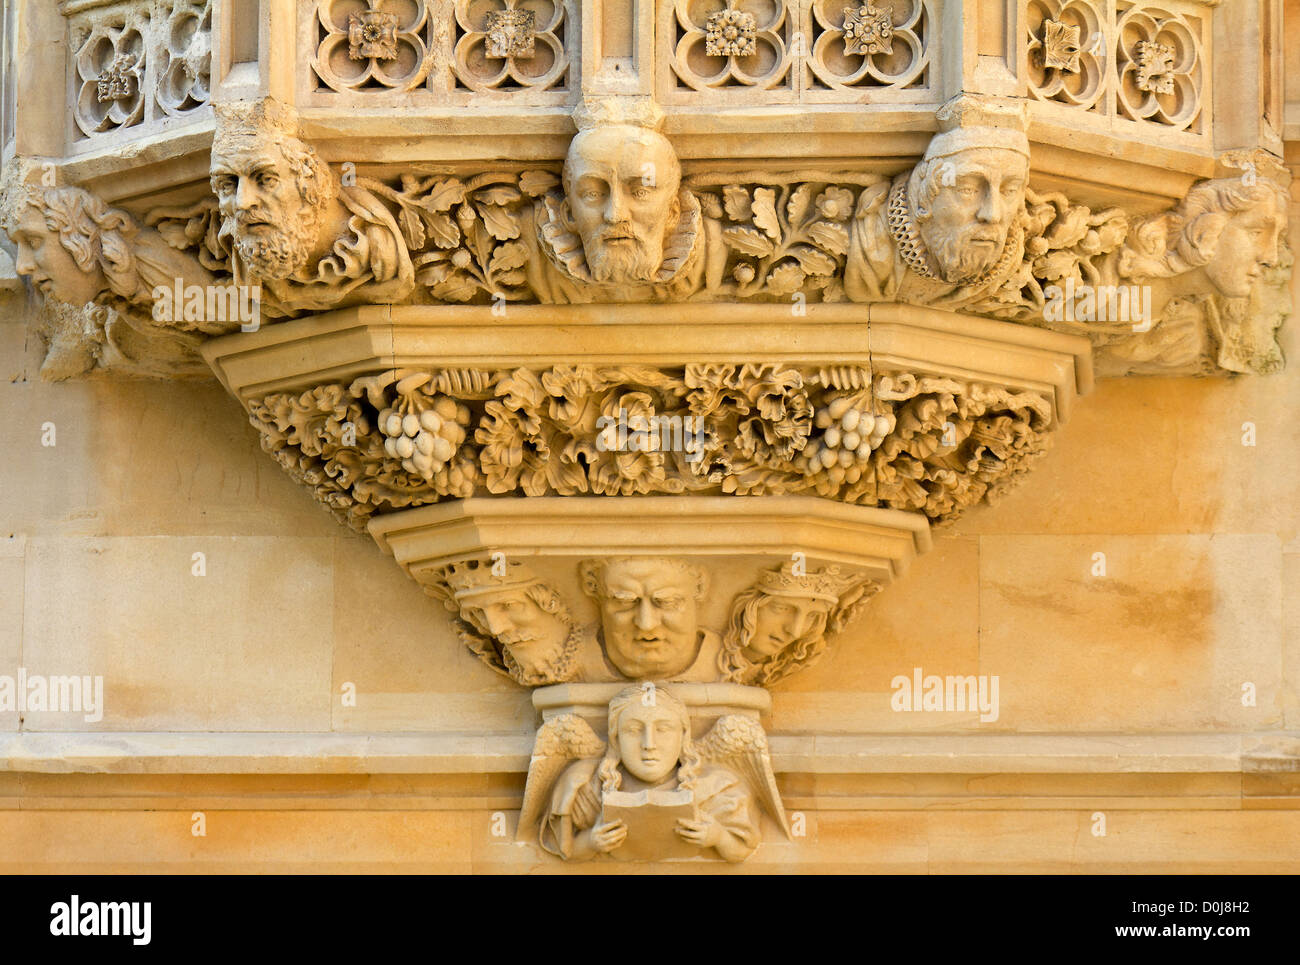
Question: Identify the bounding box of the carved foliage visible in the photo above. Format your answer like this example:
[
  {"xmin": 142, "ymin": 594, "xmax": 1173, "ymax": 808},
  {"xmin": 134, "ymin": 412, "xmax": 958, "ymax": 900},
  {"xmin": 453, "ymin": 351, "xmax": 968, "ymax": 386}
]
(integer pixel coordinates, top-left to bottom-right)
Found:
[{"xmin": 246, "ymin": 363, "xmax": 1057, "ymax": 530}]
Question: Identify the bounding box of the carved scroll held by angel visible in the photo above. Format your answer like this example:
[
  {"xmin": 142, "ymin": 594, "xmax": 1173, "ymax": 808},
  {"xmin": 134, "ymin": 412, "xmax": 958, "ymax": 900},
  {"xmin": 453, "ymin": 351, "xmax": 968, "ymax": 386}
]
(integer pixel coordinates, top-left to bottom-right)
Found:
[{"xmin": 520, "ymin": 686, "xmax": 788, "ymax": 863}]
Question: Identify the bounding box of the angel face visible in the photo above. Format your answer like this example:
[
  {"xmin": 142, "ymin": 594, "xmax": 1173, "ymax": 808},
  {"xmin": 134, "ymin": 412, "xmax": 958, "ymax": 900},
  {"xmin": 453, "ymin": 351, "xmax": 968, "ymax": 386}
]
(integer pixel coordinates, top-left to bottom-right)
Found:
[
  {"xmin": 744, "ymin": 594, "xmax": 833, "ymax": 662},
  {"xmin": 615, "ymin": 700, "xmax": 685, "ymax": 785},
  {"xmin": 1204, "ymin": 193, "xmax": 1284, "ymax": 298}
]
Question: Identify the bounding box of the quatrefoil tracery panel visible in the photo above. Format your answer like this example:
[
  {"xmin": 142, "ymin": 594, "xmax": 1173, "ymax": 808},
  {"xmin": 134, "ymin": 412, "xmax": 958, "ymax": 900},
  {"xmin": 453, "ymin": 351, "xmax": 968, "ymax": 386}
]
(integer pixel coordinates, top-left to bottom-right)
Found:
[{"xmin": 1023, "ymin": 0, "xmax": 1207, "ymax": 137}]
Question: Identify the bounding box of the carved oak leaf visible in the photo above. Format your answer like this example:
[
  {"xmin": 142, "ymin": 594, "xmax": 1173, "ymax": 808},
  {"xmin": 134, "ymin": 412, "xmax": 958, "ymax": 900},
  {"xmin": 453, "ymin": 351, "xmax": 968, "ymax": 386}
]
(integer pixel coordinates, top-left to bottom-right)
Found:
[
  {"xmin": 723, "ymin": 185, "xmax": 753, "ymax": 221},
  {"xmin": 808, "ymin": 220, "xmax": 850, "ymax": 256},
  {"xmin": 476, "ymin": 185, "xmax": 523, "ymax": 206},
  {"xmin": 422, "ymin": 179, "xmax": 468, "ymax": 212},
  {"xmin": 791, "ymin": 245, "xmax": 838, "ymax": 276},
  {"xmin": 519, "ymin": 170, "xmax": 560, "ymax": 197},
  {"xmin": 751, "ymin": 188, "xmax": 781, "ymax": 241},
  {"xmin": 422, "ymin": 211, "xmax": 461, "ymax": 249},
  {"xmin": 489, "ymin": 241, "xmax": 529, "ymax": 273},
  {"xmin": 477, "ymin": 203, "xmax": 520, "ymax": 241},
  {"xmin": 768, "ymin": 261, "xmax": 806, "ymax": 293},
  {"xmin": 786, "ymin": 184, "xmax": 813, "ymax": 226},
  {"xmin": 398, "ymin": 207, "xmax": 426, "ymax": 249},
  {"xmin": 723, "ymin": 226, "xmax": 776, "ymax": 258}
]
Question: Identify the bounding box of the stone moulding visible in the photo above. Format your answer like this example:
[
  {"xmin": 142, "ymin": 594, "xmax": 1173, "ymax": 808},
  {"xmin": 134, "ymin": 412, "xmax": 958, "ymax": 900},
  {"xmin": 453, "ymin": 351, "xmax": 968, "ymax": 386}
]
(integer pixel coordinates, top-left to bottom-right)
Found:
[{"xmin": 367, "ymin": 494, "xmax": 934, "ymax": 586}]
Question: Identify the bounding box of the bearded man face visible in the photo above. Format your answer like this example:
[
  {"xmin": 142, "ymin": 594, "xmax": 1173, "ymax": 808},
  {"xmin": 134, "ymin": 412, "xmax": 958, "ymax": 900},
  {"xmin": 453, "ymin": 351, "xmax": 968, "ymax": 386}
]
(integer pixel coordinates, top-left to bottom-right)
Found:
[
  {"xmin": 211, "ymin": 135, "xmax": 322, "ymax": 280},
  {"xmin": 914, "ymin": 148, "xmax": 1028, "ymax": 285}
]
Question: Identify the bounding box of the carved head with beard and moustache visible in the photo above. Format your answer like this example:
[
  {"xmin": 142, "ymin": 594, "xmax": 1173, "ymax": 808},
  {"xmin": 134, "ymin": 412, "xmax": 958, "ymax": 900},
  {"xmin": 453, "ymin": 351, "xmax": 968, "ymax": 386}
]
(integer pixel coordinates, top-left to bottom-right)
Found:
[
  {"xmin": 900, "ymin": 98, "xmax": 1031, "ymax": 287},
  {"xmin": 559, "ymin": 123, "xmax": 683, "ymax": 285},
  {"xmin": 210, "ymin": 101, "xmax": 335, "ymax": 282}
]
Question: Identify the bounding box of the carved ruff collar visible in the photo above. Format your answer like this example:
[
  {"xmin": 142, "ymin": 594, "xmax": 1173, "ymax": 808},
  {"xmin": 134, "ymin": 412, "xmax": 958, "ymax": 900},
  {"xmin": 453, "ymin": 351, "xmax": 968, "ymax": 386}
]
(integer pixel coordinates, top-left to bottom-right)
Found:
[
  {"xmin": 887, "ymin": 176, "xmax": 941, "ymax": 281},
  {"xmin": 536, "ymin": 190, "xmax": 702, "ymax": 287}
]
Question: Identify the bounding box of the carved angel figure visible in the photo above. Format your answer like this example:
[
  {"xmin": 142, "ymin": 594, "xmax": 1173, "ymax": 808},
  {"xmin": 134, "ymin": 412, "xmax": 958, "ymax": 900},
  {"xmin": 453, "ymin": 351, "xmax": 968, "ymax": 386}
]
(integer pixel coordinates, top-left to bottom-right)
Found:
[
  {"xmin": 719, "ymin": 563, "xmax": 878, "ymax": 686},
  {"xmin": 520, "ymin": 686, "xmax": 786, "ymax": 862}
]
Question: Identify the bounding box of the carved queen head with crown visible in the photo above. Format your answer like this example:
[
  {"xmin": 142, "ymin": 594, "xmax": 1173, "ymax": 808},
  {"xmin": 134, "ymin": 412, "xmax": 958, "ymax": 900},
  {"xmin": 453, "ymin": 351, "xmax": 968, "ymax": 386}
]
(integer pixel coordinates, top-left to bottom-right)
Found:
[
  {"xmin": 537, "ymin": 99, "xmax": 700, "ymax": 291},
  {"xmin": 719, "ymin": 563, "xmax": 877, "ymax": 686}
]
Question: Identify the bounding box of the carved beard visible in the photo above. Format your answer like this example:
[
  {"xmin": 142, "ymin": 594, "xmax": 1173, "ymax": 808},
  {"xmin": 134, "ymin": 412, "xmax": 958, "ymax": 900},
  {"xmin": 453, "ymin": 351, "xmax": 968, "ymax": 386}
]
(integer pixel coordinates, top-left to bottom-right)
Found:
[
  {"xmin": 922, "ymin": 222, "xmax": 1006, "ymax": 286},
  {"xmin": 500, "ymin": 627, "xmax": 575, "ymax": 686},
  {"xmin": 233, "ymin": 203, "xmax": 321, "ymax": 281},
  {"xmin": 585, "ymin": 235, "xmax": 662, "ymax": 284}
]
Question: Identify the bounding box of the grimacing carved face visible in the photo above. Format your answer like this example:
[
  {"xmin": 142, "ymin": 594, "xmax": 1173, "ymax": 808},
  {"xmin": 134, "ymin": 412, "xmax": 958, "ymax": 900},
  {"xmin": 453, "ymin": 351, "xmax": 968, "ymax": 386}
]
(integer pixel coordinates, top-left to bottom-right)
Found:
[
  {"xmin": 10, "ymin": 207, "xmax": 105, "ymax": 306},
  {"xmin": 459, "ymin": 587, "xmax": 568, "ymax": 676},
  {"xmin": 744, "ymin": 594, "xmax": 833, "ymax": 662},
  {"xmin": 210, "ymin": 135, "xmax": 318, "ymax": 280},
  {"xmin": 917, "ymin": 147, "xmax": 1028, "ymax": 285},
  {"xmin": 1204, "ymin": 193, "xmax": 1284, "ymax": 299},
  {"xmin": 563, "ymin": 125, "xmax": 681, "ymax": 284},
  {"xmin": 595, "ymin": 559, "xmax": 700, "ymax": 679},
  {"xmin": 615, "ymin": 700, "xmax": 685, "ymax": 785}
]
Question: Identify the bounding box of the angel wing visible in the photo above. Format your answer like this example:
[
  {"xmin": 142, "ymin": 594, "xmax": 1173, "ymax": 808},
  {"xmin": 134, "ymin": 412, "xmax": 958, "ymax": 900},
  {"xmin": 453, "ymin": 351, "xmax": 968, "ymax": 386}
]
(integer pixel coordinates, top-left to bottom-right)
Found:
[
  {"xmin": 696, "ymin": 715, "xmax": 790, "ymax": 840},
  {"xmin": 516, "ymin": 714, "xmax": 605, "ymax": 843}
]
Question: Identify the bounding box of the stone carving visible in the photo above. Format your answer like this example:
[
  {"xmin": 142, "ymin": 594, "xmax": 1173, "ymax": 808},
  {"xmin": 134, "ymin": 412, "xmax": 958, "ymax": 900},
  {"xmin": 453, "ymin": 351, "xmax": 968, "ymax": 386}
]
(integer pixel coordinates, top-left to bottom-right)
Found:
[
  {"xmin": 581, "ymin": 558, "xmax": 716, "ymax": 680},
  {"xmin": 156, "ymin": 0, "xmax": 212, "ymax": 117},
  {"xmin": 720, "ymin": 563, "xmax": 880, "ymax": 685},
  {"xmin": 1095, "ymin": 174, "xmax": 1291, "ymax": 376},
  {"xmin": 668, "ymin": 0, "xmax": 793, "ymax": 93},
  {"xmin": 209, "ymin": 100, "xmax": 414, "ymax": 317},
  {"xmin": 1027, "ymin": 1, "xmax": 1103, "ymax": 111},
  {"xmin": 68, "ymin": 0, "xmax": 212, "ymax": 139},
  {"xmin": 452, "ymin": 0, "xmax": 568, "ymax": 94},
  {"xmin": 706, "ymin": 5, "xmax": 758, "ymax": 58},
  {"xmin": 846, "ymin": 94, "xmax": 1031, "ymax": 310},
  {"xmin": 247, "ymin": 363, "xmax": 1057, "ymax": 531},
  {"xmin": 0, "ymin": 180, "xmax": 223, "ymax": 378},
  {"xmin": 426, "ymin": 559, "xmax": 601, "ymax": 686},
  {"xmin": 841, "ymin": 1, "xmax": 893, "ymax": 56},
  {"xmin": 1040, "ymin": 19, "xmax": 1082, "ymax": 72},
  {"xmin": 70, "ymin": 3, "xmax": 148, "ymax": 137},
  {"xmin": 522, "ymin": 687, "xmax": 786, "ymax": 861},
  {"xmin": 532, "ymin": 109, "xmax": 701, "ymax": 298},
  {"xmin": 1115, "ymin": 6, "xmax": 1202, "ymax": 131},
  {"xmin": 312, "ymin": 0, "xmax": 431, "ymax": 92}
]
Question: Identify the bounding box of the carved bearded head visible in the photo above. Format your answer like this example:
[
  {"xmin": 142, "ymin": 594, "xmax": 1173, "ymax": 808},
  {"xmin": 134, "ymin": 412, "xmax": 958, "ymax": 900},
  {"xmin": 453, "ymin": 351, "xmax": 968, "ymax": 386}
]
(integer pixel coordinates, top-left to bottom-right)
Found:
[
  {"xmin": 560, "ymin": 123, "xmax": 683, "ymax": 284},
  {"xmin": 1, "ymin": 185, "xmax": 132, "ymax": 306},
  {"xmin": 908, "ymin": 142, "xmax": 1029, "ymax": 285},
  {"xmin": 443, "ymin": 560, "xmax": 576, "ymax": 686},
  {"xmin": 210, "ymin": 100, "xmax": 335, "ymax": 281},
  {"xmin": 581, "ymin": 557, "xmax": 707, "ymax": 680}
]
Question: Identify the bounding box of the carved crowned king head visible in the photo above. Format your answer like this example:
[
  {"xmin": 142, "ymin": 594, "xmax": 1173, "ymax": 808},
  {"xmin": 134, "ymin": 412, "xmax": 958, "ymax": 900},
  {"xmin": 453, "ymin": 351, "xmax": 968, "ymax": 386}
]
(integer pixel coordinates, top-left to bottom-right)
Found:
[
  {"xmin": 441, "ymin": 558, "xmax": 575, "ymax": 687},
  {"xmin": 904, "ymin": 95, "xmax": 1031, "ymax": 286},
  {"xmin": 581, "ymin": 557, "xmax": 708, "ymax": 680},
  {"xmin": 1, "ymin": 181, "xmax": 135, "ymax": 307},
  {"xmin": 210, "ymin": 99, "xmax": 337, "ymax": 282},
  {"xmin": 542, "ymin": 99, "xmax": 698, "ymax": 288}
]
